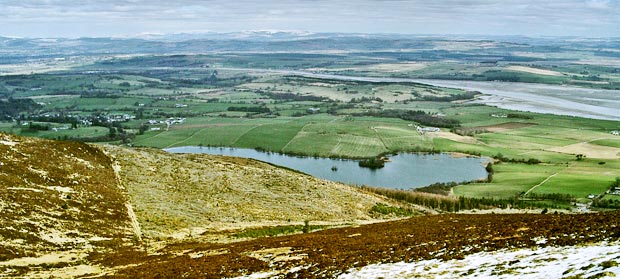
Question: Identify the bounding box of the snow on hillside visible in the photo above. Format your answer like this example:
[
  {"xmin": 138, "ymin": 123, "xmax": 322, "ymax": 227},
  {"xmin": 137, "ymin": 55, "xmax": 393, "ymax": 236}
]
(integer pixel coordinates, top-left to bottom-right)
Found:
[{"xmin": 340, "ymin": 241, "xmax": 620, "ymax": 279}]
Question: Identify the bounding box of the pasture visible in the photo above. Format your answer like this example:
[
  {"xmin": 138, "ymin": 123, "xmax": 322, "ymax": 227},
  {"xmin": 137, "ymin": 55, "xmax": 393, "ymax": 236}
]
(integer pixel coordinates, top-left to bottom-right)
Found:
[{"xmin": 2, "ymin": 52, "xmax": 619, "ymax": 207}]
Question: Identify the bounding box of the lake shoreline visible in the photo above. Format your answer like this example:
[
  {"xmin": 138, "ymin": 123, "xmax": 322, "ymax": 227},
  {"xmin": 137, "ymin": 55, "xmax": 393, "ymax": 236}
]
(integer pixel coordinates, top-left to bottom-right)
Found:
[{"xmin": 165, "ymin": 146, "xmax": 490, "ymax": 189}]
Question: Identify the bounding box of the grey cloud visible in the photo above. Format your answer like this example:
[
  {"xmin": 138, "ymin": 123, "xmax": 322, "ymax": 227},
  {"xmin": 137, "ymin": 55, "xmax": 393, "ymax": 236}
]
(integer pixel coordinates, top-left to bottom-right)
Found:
[{"xmin": 0, "ymin": 0, "xmax": 618, "ymax": 37}]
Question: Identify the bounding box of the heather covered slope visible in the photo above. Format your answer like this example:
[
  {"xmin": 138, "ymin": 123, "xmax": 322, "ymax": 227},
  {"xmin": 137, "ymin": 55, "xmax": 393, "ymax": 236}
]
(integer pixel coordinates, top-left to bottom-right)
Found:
[
  {"xmin": 0, "ymin": 133, "xmax": 134, "ymax": 277},
  {"xmin": 0, "ymin": 135, "xmax": 407, "ymax": 277},
  {"xmin": 3, "ymin": 134, "xmax": 620, "ymax": 279},
  {"xmin": 110, "ymin": 212, "xmax": 620, "ymax": 278}
]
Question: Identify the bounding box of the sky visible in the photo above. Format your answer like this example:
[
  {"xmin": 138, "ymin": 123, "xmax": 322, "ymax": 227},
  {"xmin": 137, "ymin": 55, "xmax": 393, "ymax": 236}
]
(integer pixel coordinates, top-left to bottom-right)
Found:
[{"xmin": 0, "ymin": 0, "xmax": 618, "ymax": 38}]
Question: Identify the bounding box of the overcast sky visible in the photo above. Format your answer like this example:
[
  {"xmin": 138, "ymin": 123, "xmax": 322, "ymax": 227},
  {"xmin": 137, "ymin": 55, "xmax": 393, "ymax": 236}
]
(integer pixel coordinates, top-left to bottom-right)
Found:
[{"xmin": 0, "ymin": 0, "xmax": 618, "ymax": 38}]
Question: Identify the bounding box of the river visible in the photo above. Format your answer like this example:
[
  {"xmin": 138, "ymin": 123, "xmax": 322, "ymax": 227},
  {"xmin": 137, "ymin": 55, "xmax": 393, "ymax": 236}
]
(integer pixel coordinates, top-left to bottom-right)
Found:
[{"xmin": 215, "ymin": 67, "xmax": 620, "ymax": 121}]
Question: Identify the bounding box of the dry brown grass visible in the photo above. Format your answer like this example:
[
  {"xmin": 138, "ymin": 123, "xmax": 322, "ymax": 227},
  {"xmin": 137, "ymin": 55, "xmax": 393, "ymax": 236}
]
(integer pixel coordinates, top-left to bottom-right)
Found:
[
  {"xmin": 506, "ymin": 66, "xmax": 564, "ymax": 76},
  {"xmin": 3, "ymin": 134, "xmax": 620, "ymax": 279},
  {"xmin": 102, "ymin": 145, "xmax": 405, "ymax": 239},
  {"xmin": 429, "ymin": 131, "xmax": 481, "ymax": 144},
  {"xmin": 479, "ymin": 122, "xmax": 537, "ymax": 132},
  {"xmin": 547, "ymin": 142, "xmax": 620, "ymax": 159},
  {"xmin": 0, "ymin": 133, "xmax": 135, "ymax": 277},
  {"xmin": 0, "ymin": 134, "xmax": 409, "ymax": 277}
]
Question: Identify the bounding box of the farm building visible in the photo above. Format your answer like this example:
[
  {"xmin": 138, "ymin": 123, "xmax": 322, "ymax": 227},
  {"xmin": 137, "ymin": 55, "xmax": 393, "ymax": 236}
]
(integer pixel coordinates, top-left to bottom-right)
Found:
[
  {"xmin": 416, "ymin": 126, "xmax": 440, "ymax": 133},
  {"xmin": 307, "ymin": 107, "xmax": 321, "ymax": 114}
]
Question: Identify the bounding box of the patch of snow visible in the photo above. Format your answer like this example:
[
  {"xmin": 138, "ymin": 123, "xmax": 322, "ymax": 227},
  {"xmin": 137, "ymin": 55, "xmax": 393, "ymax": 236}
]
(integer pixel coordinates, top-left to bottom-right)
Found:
[
  {"xmin": 89, "ymin": 236, "xmax": 113, "ymax": 242},
  {"xmin": 7, "ymin": 187, "xmax": 43, "ymax": 193},
  {"xmin": 28, "ymin": 166, "xmax": 48, "ymax": 176},
  {"xmin": 340, "ymin": 241, "xmax": 620, "ymax": 279},
  {"xmin": 73, "ymin": 157, "xmax": 95, "ymax": 169},
  {"xmin": 0, "ymin": 251, "xmax": 83, "ymax": 267},
  {"xmin": 33, "ymin": 264, "xmax": 103, "ymax": 278},
  {"xmin": 44, "ymin": 186, "xmax": 74, "ymax": 193},
  {"xmin": 0, "ymin": 140, "xmax": 18, "ymax": 146},
  {"xmin": 40, "ymin": 229, "xmax": 88, "ymax": 246},
  {"xmin": 533, "ymin": 236, "xmax": 547, "ymax": 245},
  {"xmin": 230, "ymin": 271, "xmax": 278, "ymax": 279}
]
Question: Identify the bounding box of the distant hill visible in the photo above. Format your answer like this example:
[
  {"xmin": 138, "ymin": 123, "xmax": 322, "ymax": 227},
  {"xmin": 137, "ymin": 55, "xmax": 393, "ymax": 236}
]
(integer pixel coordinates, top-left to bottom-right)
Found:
[{"xmin": 2, "ymin": 32, "xmax": 618, "ymax": 63}]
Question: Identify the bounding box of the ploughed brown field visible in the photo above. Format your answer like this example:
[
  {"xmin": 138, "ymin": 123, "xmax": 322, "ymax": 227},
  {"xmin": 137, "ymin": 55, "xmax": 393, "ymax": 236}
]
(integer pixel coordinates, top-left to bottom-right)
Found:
[{"xmin": 107, "ymin": 212, "xmax": 620, "ymax": 278}]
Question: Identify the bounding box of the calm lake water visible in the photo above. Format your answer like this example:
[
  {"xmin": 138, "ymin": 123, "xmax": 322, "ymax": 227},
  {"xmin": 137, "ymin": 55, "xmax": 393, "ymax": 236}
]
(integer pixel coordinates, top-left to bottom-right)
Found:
[{"xmin": 165, "ymin": 146, "xmax": 489, "ymax": 189}]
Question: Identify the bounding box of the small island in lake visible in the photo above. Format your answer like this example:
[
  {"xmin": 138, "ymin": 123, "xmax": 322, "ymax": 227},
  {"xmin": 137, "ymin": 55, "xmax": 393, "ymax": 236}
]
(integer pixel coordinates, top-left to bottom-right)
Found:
[{"xmin": 358, "ymin": 157, "xmax": 386, "ymax": 169}]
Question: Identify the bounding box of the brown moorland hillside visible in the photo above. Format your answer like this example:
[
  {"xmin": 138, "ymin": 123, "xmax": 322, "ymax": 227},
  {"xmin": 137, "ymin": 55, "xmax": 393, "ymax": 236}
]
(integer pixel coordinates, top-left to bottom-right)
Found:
[
  {"xmin": 110, "ymin": 212, "xmax": 620, "ymax": 278},
  {"xmin": 3, "ymin": 134, "xmax": 619, "ymax": 278},
  {"xmin": 0, "ymin": 133, "xmax": 134, "ymax": 277},
  {"xmin": 0, "ymin": 134, "xmax": 410, "ymax": 277}
]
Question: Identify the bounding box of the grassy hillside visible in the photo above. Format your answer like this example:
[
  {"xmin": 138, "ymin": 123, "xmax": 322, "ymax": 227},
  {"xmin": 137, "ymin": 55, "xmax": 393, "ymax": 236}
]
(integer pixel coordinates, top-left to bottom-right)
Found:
[
  {"xmin": 0, "ymin": 134, "xmax": 409, "ymax": 277},
  {"xmin": 102, "ymin": 145, "xmax": 404, "ymax": 239}
]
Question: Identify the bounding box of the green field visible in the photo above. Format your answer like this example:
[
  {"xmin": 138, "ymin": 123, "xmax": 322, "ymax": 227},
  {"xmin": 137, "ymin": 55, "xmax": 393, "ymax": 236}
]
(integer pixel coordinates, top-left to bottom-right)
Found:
[{"xmin": 2, "ymin": 50, "xmax": 619, "ymax": 209}]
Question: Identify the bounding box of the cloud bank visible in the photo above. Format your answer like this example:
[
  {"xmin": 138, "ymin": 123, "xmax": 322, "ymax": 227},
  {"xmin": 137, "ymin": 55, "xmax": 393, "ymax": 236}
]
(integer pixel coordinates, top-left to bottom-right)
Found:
[{"xmin": 0, "ymin": 0, "xmax": 618, "ymax": 38}]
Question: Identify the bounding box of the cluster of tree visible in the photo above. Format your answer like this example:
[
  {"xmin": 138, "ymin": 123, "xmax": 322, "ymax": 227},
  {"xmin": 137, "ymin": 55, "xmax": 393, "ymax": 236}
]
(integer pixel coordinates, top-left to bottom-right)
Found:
[
  {"xmin": 22, "ymin": 122, "xmax": 51, "ymax": 132},
  {"xmin": 414, "ymin": 182, "xmax": 456, "ymax": 196},
  {"xmin": 451, "ymin": 127, "xmax": 488, "ymax": 137},
  {"xmin": 166, "ymin": 75, "xmax": 252, "ymax": 88},
  {"xmin": 415, "ymin": 91, "xmax": 479, "ymax": 102},
  {"xmin": 358, "ymin": 158, "xmax": 385, "ymax": 169},
  {"xmin": 0, "ymin": 98, "xmax": 41, "ymax": 120},
  {"xmin": 227, "ymin": 106, "xmax": 271, "ymax": 113},
  {"xmin": 379, "ymin": 50, "xmax": 539, "ymax": 63},
  {"xmin": 592, "ymin": 199, "xmax": 620, "ymax": 209},
  {"xmin": 79, "ymin": 92, "xmax": 123, "ymax": 98},
  {"xmin": 486, "ymin": 163, "xmax": 494, "ymax": 182},
  {"xmin": 349, "ymin": 96, "xmax": 383, "ymax": 103},
  {"xmin": 256, "ymin": 91, "xmax": 328, "ymax": 102},
  {"xmin": 523, "ymin": 192, "xmax": 575, "ymax": 202},
  {"xmin": 471, "ymin": 70, "xmax": 567, "ymax": 84},
  {"xmin": 201, "ymin": 71, "xmax": 219, "ymax": 85},
  {"xmin": 362, "ymin": 186, "xmax": 563, "ymax": 212},
  {"xmin": 166, "ymin": 78, "xmax": 204, "ymax": 87},
  {"xmin": 79, "ymin": 125, "xmax": 134, "ymax": 143},
  {"xmin": 507, "ymin": 113, "xmax": 533, "ymax": 119},
  {"xmin": 326, "ymin": 103, "xmax": 355, "ymax": 114},
  {"xmin": 592, "ymin": 178, "xmax": 620, "ymax": 209},
  {"xmin": 152, "ymin": 111, "xmax": 201, "ymax": 118},
  {"xmin": 137, "ymin": 124, "xmax": 148, "ymax": 135},
  {"xmin": 213, "ymin": 76, "xmax": 254, "ymax": 87},
  {"xmin": 29, "ymin": 115, "xmax": 78, "ymax": 128},
  {"xmin": 493, "ymin": 153, "xmax": 541, "ymax": 164},
  {"xmin": 353, "ymin": 109, "xmax": 461, "ymax": 128},
  {"xmin": 416, "ymin": 174, "xmax": 493, "ymax": 196},
  {"xmin": 474, "ymin": 70, "xmax": 522, "ymax": 82}
]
